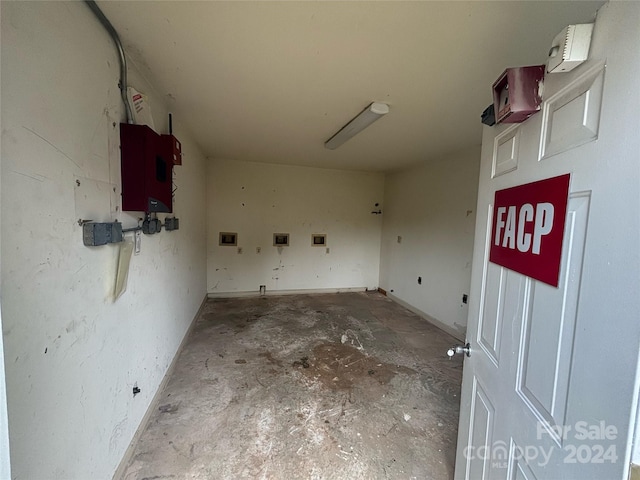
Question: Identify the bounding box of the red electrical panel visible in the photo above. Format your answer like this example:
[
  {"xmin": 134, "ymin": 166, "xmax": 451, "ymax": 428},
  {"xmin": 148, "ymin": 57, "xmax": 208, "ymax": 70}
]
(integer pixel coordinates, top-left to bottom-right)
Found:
[{"xmin": 120, "ymin": 123, "xmax": 180, "ymax": 213}]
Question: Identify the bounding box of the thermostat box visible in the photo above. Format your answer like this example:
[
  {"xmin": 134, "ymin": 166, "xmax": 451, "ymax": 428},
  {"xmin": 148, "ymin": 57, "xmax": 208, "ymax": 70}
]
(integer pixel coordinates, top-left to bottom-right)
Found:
[
  {"xmin": 547, "ymin": 24, "xmax": 594, "ymax": 73},
  {"xmin": 492, "ymin": 65, "xmax": 545, "ymax": 124}
]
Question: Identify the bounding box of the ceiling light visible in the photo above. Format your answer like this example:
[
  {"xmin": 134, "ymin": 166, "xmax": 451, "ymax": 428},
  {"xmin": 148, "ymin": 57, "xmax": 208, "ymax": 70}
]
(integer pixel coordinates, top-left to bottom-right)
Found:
[{"xmin": 324, "ymin": 102, "xmax": 390, "ymax": 150}]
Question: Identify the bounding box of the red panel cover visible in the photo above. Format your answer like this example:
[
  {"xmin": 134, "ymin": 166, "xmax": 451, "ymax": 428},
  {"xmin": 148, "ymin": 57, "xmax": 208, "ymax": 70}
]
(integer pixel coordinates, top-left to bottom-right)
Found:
[{"xmin": 120, "ymin": 123, "xmax": 173, "ymax": 213}]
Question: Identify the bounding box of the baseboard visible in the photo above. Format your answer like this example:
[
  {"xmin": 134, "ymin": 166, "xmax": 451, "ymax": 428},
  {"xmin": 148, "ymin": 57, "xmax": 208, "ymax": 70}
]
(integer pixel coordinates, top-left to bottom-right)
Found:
[
  {"xmin": 387, "ymin": 292, "xmax": 466, "ymax": 342},
  {"xmin": 112, "ymin": 294, "xmax": 208, "ymax": 480},
  {"xmin": 207, "ymin": 286, "xmax": 369, "ymax": 299}
]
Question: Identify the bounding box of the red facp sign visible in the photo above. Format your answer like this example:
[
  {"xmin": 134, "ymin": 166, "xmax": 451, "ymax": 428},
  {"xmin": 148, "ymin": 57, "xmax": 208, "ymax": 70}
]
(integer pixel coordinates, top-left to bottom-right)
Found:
[{"xmin": 489, "ymin": 174, "xmax": 570, "ymax": 287}]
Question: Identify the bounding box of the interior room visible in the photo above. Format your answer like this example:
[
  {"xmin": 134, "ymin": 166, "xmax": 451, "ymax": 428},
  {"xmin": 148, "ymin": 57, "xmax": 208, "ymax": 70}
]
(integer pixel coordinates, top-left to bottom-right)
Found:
[{"xmin": 1, "ymin": 1, "xmax": 639, "ymax": 479}]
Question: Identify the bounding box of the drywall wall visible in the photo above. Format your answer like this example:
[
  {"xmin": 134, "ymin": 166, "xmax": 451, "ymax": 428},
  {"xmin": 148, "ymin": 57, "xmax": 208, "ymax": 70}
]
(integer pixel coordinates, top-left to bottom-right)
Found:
[
  {"xmin": 207, "ymin": 159, "xmax": 384, "ymax": 294},
  {"xmin": 1, "ymin": 2, "xmax": 207, "ymax": 478},
  {"xmin": 379, "ymin": 147, "xmax": 480, "ymax": 339}
]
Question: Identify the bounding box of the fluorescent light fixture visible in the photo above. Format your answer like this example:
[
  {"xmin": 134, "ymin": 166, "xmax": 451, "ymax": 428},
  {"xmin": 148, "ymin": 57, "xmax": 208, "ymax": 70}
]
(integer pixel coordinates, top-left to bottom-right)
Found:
[{"xmin": 324, "ymin": 102, "xmax": 389, "ymax": 150}]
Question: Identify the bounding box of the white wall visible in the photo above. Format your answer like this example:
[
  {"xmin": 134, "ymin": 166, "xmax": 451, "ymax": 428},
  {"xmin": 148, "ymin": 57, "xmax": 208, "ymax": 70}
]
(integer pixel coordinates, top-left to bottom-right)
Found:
[
  {"xmin": 207, "ymin": 159, "xmax": 384, "ymax": 294},
  {"xmin": 379, "ymin": 147, "xmax": 480, "ymax": 339},
  {"xmin": 1, "ymin": 2, "xmax": 207, "ymax": 478}
]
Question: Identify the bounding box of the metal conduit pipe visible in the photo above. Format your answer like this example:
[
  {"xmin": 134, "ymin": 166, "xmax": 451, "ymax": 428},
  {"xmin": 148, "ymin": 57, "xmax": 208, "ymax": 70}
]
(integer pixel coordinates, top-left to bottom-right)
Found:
[{"xmin": 84, "ymin": 0, "xmax": 134, "ymax": 124}]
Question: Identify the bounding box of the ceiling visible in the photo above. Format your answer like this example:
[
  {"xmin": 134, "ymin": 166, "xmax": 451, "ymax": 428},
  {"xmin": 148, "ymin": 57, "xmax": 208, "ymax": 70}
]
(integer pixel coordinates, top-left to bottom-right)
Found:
[{"xmin": 98, "ymin": 1, "xmax": 603, "ymax": 173}]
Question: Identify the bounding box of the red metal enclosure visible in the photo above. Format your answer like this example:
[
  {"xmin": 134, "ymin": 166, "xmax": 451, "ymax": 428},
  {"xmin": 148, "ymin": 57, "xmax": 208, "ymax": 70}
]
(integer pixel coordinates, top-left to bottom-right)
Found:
[
  {"xmin": 120, "ymin": 124, "xmax": 180, "ymax": 213},
  {"xmin": 492, "ymin": 65, "xmax": 545, "ymax": 124}
]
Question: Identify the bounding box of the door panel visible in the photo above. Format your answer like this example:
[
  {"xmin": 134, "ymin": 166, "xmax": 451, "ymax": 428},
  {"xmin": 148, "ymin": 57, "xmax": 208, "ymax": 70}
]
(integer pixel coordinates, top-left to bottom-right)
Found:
[
  {"xmin": 516, "ymin": 193, "xmax": 590, "ymax": 443},
  {"xmin": 539, "ymin": 64, "xmax": 605, "ymax": 160},
  {"xmin": 478, "ymin": 263, "xmax": 506, "ymax": 366},
  {"xmin": 493, "ymin": 125, "xmax": 521, "ymax": 177},
  {"xmin": 467, "ymin": 379, "xmax": 496, "ymax": 480},
  {"xmin": 507, "ymin": 440, "xmax": 538, "ymax": 480}
]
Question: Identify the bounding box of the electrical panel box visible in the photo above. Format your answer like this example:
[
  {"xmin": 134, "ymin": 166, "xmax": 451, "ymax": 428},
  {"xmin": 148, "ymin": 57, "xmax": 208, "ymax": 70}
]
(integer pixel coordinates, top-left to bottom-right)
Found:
[
  {"xmin": 492, "ymin": 65, "xmax": 545, "ymax": 124},
  {"xmin": 120, "ymin": 123, "xmax": 179, "ymax": 213},
  {"xmin": 547, "ymin": 24, "xmax": 594, "ymax": 73}
]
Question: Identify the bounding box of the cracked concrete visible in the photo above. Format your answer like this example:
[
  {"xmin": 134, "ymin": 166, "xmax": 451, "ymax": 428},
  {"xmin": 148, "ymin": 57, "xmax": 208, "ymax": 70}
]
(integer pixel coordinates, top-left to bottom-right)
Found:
[{"xmin": 119, "ymin": 292, "xmax": 463, "ymax": 479}]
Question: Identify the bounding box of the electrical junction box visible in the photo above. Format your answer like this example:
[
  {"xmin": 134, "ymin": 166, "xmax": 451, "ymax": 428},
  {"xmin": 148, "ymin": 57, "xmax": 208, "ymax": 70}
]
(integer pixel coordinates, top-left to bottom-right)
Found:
[
  {"xmin": 492, "ymin": 65, "xmax": 545, "ymax": 124},
  {"xmin": 547, "ymin": 24, "xmax": 594, "ymax": 73},
  {"xmin": 142, "ymin": 217, "xmax": 161, "ymax": 235},
  {"xmin": 120, "ymin": 123, "xmax": 181, "ymax": 213},
  {"xmin": 83, "ymin": 222, "xmax": 123, "ymax": 246},
  {"xmin": 164, "ymin": 217, "xmax": 179, "ymax": 231}
]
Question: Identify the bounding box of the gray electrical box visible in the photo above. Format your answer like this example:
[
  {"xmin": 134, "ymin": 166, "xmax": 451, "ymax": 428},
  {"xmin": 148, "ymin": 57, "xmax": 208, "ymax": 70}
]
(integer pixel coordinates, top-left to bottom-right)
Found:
[{"xmin": 83, "ymin": 222, "xmax": 123, "ymax": 246}]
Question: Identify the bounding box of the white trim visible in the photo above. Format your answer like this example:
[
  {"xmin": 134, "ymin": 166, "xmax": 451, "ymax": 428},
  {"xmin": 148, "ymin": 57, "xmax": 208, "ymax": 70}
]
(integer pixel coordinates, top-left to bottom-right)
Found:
[
  {"xmin": 387, "ymin": 292, "xmax": 466, "ymax": 342},
  {"xmin": 207, "ymin": 287, "xmax": 369, "ymax": 299}
]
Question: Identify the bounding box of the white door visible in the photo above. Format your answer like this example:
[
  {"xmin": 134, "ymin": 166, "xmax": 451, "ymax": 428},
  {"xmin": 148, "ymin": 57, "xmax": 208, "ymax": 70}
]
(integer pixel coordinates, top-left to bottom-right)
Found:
[{"xmin": 454, "ymin": 3, "xmax": 640, "ymax": 480}]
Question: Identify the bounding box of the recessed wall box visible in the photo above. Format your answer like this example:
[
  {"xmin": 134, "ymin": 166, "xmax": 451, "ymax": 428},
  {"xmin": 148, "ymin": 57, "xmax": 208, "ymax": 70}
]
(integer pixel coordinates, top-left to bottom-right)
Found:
[
  {"xmin": 492, "ymin": 65, "xmax": 545, "ymax": 124},
  {"xmin": 219, "ymin": 232, "xmax": 237, "ymax": 246},
  {"xmin": 311, "ymin": 234, "xmax": 326, "ymax": 246},
  {"xmin": 120, "ymin": 123, "xmax": 180, "ymax": 213},
  {"xmin": 547, "ymin": 24, "xmax": 593, "ymax": 73},
  {"xmin": 273, "ymin": 233, "xmax": 290, "ymax": 246}
]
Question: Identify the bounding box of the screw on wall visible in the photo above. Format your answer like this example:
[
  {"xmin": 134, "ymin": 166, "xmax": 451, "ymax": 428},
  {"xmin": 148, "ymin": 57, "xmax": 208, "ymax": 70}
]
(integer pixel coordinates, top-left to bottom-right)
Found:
[{"xmin": 133, "ymin": 385, "xmax": 141, "ymax": 397}]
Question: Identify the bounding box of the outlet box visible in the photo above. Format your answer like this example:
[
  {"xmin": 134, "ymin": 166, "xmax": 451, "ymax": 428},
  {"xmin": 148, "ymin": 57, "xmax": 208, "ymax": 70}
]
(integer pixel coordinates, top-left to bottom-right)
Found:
[{"xmin": 165, "ymin": 217, "xmax": 179, "ymax": 231}]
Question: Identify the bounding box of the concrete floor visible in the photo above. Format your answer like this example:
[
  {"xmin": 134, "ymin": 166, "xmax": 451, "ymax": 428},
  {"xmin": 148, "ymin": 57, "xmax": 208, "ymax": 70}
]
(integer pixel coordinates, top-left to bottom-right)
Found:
[{"xmin": 120, "ymin": 292, "xmax": 463, "ymax": 480}]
